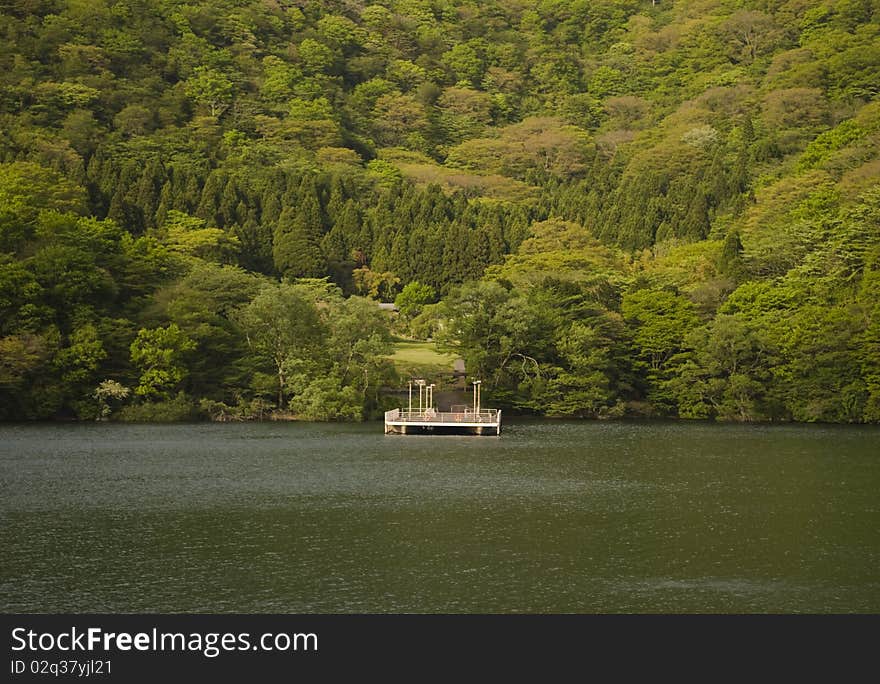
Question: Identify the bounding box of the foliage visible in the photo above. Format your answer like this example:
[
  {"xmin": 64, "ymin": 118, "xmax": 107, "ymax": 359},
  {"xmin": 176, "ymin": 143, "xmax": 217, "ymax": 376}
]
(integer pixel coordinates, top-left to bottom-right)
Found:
[
  {"xmin": 288, "ymin": 377, "xmax": 362, "ymax": 422},
  {"xmin": 234, "ymin": 282, "xmax": 324, "ymax": 409},
  {"xmin": 0, "ymin": 0, "xmax": 878, "ymax": 423},
  {"xmin": 117, "ymin": 393, "xmax": 197, "ymax": 423},
  {"xmin": 394, "ymin": 281, "xmax": 435, "ymax": 326},
  {"xmin": 93, "ymin": 379, "xmax": 130, "ymax": 420},
  {"xmin": 130, "ymin": 324, "xmax": 197, "ymax": 399}
]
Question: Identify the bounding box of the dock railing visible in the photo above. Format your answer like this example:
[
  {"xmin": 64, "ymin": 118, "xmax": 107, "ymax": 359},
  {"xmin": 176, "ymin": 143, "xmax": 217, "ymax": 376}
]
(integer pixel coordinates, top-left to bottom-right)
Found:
[{"xmin": 385, "ymin": 408, "xmax": 500, "ymax": 424}]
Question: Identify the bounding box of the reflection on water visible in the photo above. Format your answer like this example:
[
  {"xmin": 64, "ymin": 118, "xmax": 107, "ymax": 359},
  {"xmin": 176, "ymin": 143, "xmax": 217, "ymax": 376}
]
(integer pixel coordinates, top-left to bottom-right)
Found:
[{"xmin": 1, "ymin": 420, "xmax": 878, "ymax": 612}]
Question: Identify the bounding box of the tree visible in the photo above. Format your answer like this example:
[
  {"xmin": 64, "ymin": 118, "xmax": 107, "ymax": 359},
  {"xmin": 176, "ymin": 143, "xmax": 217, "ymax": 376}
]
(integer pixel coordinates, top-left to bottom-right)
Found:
[
  {"xmin": 441, "ymin": 43, "xmax": 485, "ymax": 86},
  {"xmin": 234, "ymin": 283, "xmax": 324, "ymax": 409},
  {"xmin": 722, "ymin": 11, "xmax": 777, "ymax": 64},
  {"xmin": 622, "ymin": 288, "xmax": 700, "ymax": 410},
  {"xmin": 93, "ymin": 379, "xmax": 130, "ymax": 420},
  {"xmin": 162, "ymin": 210, "xmax": 239, "ymax": 263},
  {"xmin": 622, "ymin": 289, "xmax": 699, "ymax": 373},
  {"xmin": 298, "ymin": 38, "xmax": 337, "ymax": 75},
  {"xmin": 289, "ymin": 377, "xmax": 361, "ymax": 421},
  {"xmin": 114, "ymin": 104, "xmax": 154, "ymax": 136},
  {"xmin": 163, "ymin": 262, "xmax": 262, "ymax": 399},
  {"xmin": 0, "ymin": 334, "xmax": 48, "ymax": 389},
  {"xmin": 130, "ymin": 324, "xmax": 196, "ymax": 399},
  {"xmin": 321, "ymin": 200, "xmax": 360, "ymax": 264},
  {"xmin": 719, "ymin": 231, "xmax": 744, "ymax": 280},
  {"xmin": 273, "ymin": 208, "xmax": 326, "ymax": 279},
  {"xmin": 260, "ymin": 56, "xmax": 301, "ymax": 103},
  {"xmin": 546, "ymin": 316, "xmax": 625, "ymax": 418},
  {"xmin": 668, "ymin": 314, "xmax": 776, "ymax": 421},
  {"xmin": 272, "ymin": 178, "xmax": 326, "ymax": 279},
  {"xmin": 352, "ymin": 266, "xmax": 400, "ymax": 300},
  {"xmin": 323, "ymin": 295, "xmax": 394, "ymax": 414},
  {"xmin": 395, "ymin": 281, "xmax": 435, "ymax": 321},
  {"xmin": 0, "ymin": 162, "xmax": 86, "ymax": 250},
  {"xmin": 185, "ymin": 67, "xmax": 233, "ymax": 117},
  {"xmin": 55, "ymin": 323, "xmax": 106, "ymax": 387},
  {"xmin": 370, "ymin": 93, "xmax": 430, "ymax": 148},
  {"xmin": 0, "ymin": 332, "xmax": 58, "ymax": 419},
  {"xmin": 28, "ymin": 213, "xmax": 121, "ymax": 316},
  {"xmin": 436, "ymin": 87, "xmax": 493, "ymax": 144},
  {"xmin": 439, "ymin": 281, "xmax": 556, "ymax": 393}
]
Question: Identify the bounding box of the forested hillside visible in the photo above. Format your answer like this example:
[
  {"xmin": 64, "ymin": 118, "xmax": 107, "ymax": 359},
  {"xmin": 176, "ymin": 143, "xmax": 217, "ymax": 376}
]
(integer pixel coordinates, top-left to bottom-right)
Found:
[{"xmin": 1, "ymin": 0, "xmax": 879, "ymax": 422}]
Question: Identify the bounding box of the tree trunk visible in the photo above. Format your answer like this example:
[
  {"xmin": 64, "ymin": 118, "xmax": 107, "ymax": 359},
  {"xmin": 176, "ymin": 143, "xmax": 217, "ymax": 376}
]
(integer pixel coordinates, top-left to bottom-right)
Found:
[{"xmin": 277, "ymin": 367, "xmax": 285, "ymax": 409}]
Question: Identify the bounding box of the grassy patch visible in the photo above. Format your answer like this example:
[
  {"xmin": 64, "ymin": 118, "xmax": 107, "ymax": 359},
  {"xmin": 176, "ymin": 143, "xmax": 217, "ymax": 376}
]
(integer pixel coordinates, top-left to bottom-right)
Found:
[{"xmin": 390, "ymin": 340, "xmax": 458, "ymax": 378}]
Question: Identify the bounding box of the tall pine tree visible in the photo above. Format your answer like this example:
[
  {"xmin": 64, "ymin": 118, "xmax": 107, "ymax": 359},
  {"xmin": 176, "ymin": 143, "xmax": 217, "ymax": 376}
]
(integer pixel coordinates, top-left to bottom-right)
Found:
[{"xmin": 272, "ymin": 179, "xmax": 326, "ymax": 279}]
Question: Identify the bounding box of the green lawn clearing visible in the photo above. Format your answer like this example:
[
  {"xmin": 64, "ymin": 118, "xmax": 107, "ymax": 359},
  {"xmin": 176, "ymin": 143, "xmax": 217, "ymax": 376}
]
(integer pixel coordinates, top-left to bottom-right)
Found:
[{"xmin": 390, "ymin": 339, "xmax": 458, "ymax": 377}]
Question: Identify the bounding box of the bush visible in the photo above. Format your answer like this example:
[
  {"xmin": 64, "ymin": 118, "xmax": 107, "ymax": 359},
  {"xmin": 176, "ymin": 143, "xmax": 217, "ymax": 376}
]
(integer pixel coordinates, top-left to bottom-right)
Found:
[
  {"xmin": 117, "ymin": 393, "xmax": 197, "ymax": 422},
  {"xmin": 198, "ymin": 397, "xmax": 273, "ymax": 421},
  {"xmin": 289, "ymin": 377, "xmax": 362, "ymax": 421}
]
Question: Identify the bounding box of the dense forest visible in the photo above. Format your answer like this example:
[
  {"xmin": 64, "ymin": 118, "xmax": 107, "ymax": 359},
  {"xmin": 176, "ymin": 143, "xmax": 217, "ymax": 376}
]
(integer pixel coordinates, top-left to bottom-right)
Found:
[{"xmin": 1, "ymin": 0, "xmax": 878, "ymax": 422}]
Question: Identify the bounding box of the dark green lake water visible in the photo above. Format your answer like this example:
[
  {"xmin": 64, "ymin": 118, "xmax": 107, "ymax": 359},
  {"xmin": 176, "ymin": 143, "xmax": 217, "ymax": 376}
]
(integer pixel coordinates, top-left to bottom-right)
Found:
[{"xmin": 1, "ymin": 420, "xmax": 878, "ymax": 613}]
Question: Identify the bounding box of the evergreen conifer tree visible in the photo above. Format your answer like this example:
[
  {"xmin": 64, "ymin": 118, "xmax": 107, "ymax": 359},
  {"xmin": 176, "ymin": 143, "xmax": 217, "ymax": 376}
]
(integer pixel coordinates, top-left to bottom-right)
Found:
[{"xmin": 273, "ymin": 206, "xmax": 327, "ymax": 279}]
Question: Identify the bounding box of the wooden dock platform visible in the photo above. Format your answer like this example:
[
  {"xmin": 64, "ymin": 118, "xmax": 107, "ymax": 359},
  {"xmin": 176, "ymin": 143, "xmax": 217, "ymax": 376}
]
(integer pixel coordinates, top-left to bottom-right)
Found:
[{"xmin": 384, "ymin": 408, "xmax": 501, "ymax": 435}]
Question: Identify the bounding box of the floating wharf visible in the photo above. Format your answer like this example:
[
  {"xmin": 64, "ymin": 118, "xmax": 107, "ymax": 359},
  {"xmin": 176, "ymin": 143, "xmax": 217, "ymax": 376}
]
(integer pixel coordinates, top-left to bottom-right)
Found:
[{"xmin": 384, "ymin": 408, "xmax": 501, "ymax": 436}]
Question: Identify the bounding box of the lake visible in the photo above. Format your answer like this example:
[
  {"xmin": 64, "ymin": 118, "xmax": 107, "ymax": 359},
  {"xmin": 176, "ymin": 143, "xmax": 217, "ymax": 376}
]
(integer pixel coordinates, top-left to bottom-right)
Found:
[{"xmin": 1, "ymin": 420, "xmax": 878, "ymax": 613}]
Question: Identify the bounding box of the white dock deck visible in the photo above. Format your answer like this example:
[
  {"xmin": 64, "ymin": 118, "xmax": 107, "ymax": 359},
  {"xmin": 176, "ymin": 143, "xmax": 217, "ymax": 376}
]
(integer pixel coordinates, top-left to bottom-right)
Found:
[{"xmin": 384, "ymin": 408, "xmax": 501, "ymax": 435}]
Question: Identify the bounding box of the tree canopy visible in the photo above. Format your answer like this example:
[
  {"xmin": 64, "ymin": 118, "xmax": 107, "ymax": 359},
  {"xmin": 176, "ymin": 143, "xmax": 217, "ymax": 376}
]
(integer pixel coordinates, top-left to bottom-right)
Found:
[{"xmin": 1, "ymin": 0, "xmax": 879, "ymax": 422}]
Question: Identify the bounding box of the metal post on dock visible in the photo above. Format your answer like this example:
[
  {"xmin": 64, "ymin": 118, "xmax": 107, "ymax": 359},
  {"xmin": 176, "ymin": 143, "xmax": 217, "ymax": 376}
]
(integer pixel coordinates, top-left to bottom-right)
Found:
[
  {"xmin": 416, "ymin": 379, "xmax": 425, "ymax": 417},
  {"xmin": 408, "ymin": 381, "xmax": 412, "ymax": 415},
  {"xmin": 428, "ymin": 383, "xmax": 435, "ymax": 411},
  {"xmin": 472, "ymin": 380, "xmax": 476, "ymax": 415}
]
